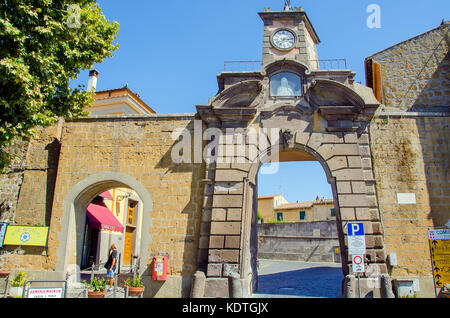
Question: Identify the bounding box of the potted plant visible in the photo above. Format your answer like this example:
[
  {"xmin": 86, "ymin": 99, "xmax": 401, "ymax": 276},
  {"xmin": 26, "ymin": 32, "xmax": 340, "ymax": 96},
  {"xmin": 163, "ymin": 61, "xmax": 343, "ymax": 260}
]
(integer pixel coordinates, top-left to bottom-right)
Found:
[
  {"xmin": 124, "ymin": 276, "xmax": 145, "ymax": 297},
  {"xmin": 83, "ymin": 276, "xmax": 108, "ymax": 298},
  {"xmin": 442, "ymin": 284, "xmax": 450, "ymax": 298},
  {"xmin": 9, "ymin": 271, "xmax": 27, "ymax": 298}
]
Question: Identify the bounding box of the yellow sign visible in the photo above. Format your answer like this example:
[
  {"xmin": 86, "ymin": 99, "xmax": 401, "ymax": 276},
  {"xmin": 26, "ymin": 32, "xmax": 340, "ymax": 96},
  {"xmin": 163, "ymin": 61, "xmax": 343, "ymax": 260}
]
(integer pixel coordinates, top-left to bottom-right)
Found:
[
  {"xmin": 3, "ymin": 226, "xmax": 49, "ymax": 247},
  {"xmin": 429, "ymin": 230, "xmax": 450, "ymax": 287}
]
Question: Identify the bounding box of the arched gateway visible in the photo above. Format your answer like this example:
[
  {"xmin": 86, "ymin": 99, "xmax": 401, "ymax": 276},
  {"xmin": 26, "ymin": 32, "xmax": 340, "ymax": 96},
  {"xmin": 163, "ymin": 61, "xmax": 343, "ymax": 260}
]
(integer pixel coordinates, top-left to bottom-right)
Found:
[
  {"xmin": 0, "ymin": 5, "xmax": 398, "ymax": 299},
  {"xmin": 193, "ymin": 7, "xmax": 389, "ymax": 298}
]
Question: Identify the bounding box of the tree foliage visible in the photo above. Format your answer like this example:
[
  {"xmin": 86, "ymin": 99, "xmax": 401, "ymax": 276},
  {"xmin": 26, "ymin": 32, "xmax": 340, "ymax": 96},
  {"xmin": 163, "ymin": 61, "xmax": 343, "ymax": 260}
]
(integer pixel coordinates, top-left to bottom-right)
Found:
[{"xmin": 0, "ymin": 0, "xmax": 119, "ymax": 171}]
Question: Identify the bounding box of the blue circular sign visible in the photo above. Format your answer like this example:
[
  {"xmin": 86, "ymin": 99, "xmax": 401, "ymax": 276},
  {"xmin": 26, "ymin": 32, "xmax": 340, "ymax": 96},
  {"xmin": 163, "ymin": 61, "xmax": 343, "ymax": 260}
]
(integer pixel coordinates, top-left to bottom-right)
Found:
[{"xmin": 20, "ymin": 232, "xmax": 31, "ymax": 242}]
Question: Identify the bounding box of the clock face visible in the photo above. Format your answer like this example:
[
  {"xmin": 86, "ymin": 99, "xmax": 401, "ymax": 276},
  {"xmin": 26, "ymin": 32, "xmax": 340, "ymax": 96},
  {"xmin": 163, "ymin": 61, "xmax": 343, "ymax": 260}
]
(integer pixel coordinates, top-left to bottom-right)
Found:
[{"xmin": 272, "ymin": 30, "xmax": 296, "ymax": 50}]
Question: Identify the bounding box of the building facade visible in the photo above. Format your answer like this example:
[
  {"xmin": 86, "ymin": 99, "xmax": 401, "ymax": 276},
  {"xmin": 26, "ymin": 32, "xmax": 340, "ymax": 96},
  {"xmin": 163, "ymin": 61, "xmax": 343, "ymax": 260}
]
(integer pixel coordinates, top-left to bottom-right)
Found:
[
  {"xmin": 273, "ymin": 197, "xmax": 335, "ymax": 222},
  {"xmin": 0, "ymin": 6, "xmax": 448, "ymax": 298},
  {"xmin": 365, "ymin": 20, "xmax": 449, "ymax": 298},
  {"xmin": 257, "ymin": 194, "xmax": 288, "ymax": 222}
]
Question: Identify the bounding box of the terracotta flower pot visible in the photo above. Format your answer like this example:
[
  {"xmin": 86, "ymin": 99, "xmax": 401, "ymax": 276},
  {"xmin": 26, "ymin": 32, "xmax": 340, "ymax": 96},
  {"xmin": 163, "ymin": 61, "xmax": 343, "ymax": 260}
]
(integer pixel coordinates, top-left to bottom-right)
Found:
[
  {"xmin": 88, "ymin": 290, "xmax": 107, "ymax": 298},
  {"xmin": 128, "ymin": 286, "xmax": 145, "ymax": 297},
  {"xmin": 0, "ymin": 271, "xmax": 11, "ymax": 278}
]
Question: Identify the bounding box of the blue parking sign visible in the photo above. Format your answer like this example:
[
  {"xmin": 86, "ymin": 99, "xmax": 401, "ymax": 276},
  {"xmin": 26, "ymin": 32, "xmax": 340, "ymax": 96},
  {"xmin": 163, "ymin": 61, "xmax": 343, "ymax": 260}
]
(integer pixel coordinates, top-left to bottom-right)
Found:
[{"xmin": 348, "ymin": 223, "xmax": 364, "ymax": 236}]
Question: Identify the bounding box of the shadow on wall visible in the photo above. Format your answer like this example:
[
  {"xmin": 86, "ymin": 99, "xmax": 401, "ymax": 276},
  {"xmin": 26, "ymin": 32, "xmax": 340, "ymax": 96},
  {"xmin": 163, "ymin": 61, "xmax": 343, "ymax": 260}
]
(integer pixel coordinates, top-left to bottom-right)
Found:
[
  {"xmin": 153, "ymin": 119, "xmax": 206, "ymax": 278},
  {"xmin": 413, "ymin": 50, "xmax": 450, "ymax": 228},
  {"xmin": 256, "ymin": 266, "xmax": 344, "ymax": 298}
]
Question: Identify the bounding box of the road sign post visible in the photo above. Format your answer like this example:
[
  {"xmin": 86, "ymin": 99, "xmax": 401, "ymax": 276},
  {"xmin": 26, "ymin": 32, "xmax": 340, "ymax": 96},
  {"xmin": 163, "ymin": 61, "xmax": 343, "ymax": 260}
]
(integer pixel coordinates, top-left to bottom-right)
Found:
[
  {"xmin": 348, "ymin": 223, "xmax": 366, "ymax": 299},
  {"xmin": 352, "ymin": 254, "xmax": 365, "ymax": 298}
]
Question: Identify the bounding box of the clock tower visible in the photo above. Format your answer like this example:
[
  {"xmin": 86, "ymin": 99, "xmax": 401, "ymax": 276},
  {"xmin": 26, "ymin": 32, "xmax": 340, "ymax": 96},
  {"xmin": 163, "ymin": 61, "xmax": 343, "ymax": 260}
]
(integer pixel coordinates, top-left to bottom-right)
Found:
[{"xmin": 259, "ymin": 5, "xmax": 320, "ymax": 70}]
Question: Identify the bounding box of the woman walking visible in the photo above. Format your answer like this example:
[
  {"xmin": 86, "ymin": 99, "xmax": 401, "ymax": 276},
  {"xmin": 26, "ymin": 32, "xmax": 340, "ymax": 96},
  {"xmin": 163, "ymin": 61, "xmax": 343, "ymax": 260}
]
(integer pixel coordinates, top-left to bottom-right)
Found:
[{"xmin": 105, "ymin": 244, "xmax": 118, "ymax": 292}]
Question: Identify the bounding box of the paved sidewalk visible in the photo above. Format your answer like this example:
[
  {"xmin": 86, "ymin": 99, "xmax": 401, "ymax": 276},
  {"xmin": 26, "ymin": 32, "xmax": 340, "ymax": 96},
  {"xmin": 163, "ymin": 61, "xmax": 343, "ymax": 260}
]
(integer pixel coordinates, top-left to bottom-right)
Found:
[{"xmin": 253, "ymin": 259, "xmax": 344, "ymax": 298}]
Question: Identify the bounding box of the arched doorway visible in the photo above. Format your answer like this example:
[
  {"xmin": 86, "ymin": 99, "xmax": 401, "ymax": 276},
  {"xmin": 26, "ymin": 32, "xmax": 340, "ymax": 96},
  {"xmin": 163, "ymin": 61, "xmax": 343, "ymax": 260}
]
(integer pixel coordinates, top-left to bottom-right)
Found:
[
  {"xmin": 243, "ymin": 145, "xmax": 347, "ymax": 297},
  {"xmin": 57, "ymin": 172, "xmax": 153, "ymax": 284},
  {"xmin": 254, "ymin": 152, "xmax": 344, "ymax": 297},
  {"xmin": 80, "ymin": 187, "xmax": 143, "ymax": 272}
]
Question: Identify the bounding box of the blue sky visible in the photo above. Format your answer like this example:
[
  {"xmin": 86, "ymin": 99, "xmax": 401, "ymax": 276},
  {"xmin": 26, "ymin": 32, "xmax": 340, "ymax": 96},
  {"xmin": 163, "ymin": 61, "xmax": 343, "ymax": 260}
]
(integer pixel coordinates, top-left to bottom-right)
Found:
[{"xmin": 71, "ymin": 0, "xmax": 449, "ymax": 203}]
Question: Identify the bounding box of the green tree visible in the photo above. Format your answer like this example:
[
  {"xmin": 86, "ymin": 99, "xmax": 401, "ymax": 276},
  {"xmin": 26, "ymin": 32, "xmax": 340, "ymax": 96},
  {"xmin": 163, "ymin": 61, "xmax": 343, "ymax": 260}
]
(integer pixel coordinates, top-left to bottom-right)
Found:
[{"xmin": 0, "ymin": 0, "xmax": 119, "ymax": 171}]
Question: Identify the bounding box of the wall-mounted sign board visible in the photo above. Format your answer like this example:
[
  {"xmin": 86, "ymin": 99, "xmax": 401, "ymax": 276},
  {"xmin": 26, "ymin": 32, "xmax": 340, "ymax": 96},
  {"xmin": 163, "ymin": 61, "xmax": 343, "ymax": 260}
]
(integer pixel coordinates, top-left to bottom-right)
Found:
[
  {"xmin": 428, "ymin": 229, "xmax": 450, "ymax": 288},
  {"xmin": 397, "ymin": 193, "xmax": 416, "ymax": 205},
  {"xmin": 3, "ymin": 226, "xmax": 49, "ymax": 247}
]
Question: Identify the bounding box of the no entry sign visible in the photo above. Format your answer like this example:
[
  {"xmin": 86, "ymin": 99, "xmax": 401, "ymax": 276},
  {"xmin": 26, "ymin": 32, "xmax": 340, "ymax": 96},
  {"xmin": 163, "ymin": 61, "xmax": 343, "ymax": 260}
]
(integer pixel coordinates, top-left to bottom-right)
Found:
[{"xmin": 352, "ymin": 255, "xmax": 365, "ymax": 273}]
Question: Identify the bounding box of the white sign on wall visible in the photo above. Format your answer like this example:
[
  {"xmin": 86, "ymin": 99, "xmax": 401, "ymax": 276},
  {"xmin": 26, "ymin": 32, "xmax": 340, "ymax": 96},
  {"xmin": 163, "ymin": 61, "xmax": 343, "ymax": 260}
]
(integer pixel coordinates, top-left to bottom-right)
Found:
[
  {"xmin": 347, "ymin": 223, "xmax": 366, "ymax": 255},
  {"xmin": 27, "ymin": 288, "xmax": 64, "ymax": 298},
  {"xmin": 397, "ymin": 193, "xmax": 416, "ymax": 205}
]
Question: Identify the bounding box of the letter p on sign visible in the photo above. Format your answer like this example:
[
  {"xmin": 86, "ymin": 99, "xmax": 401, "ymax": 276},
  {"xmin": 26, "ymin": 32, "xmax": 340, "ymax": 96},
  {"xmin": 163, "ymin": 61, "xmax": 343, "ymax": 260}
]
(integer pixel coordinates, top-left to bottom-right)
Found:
[{"xmin": 348, "ymin": 223, "xmax": 364, "ymax": 236}]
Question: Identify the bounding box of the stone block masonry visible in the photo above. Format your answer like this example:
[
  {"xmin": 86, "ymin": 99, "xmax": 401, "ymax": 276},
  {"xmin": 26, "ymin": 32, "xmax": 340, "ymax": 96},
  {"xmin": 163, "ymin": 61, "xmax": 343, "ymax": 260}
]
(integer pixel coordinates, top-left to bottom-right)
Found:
[
  {"xmin": 1, "ymin": 116, "xmax": 206, "ymax": 292},
  {"xmin": 368, "ymin": 21, "xmax": 449, "ymax": 297}
]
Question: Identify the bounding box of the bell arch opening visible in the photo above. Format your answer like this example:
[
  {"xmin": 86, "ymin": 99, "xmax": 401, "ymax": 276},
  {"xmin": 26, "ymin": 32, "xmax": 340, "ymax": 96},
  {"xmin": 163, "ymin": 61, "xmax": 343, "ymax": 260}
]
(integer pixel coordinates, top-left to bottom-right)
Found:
[{"xmin": 242, "ymin": 146, "xmax": 347, "ymax": 297}]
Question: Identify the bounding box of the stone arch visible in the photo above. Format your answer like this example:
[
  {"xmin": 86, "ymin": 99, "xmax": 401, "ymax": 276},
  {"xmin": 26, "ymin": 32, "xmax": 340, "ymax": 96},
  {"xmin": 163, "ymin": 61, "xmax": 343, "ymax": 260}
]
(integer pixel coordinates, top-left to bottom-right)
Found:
[
  {"xmin": 247, "ymin": 142, "xmax": 335, "ymax": 185},
  {"xmin": 201, "ymin": 116, "xmax": 387, "ymax": 298},
  {"xmin": 241, "ymin": 141, "xmax": 347, "ymax": 295},
  {"xmin": 56, "ymin": 171, "xmax": 153, "ymax": 279},
  {"xmin": 263, "ymin": 59, "xmax": 312, "ymax": 77}
]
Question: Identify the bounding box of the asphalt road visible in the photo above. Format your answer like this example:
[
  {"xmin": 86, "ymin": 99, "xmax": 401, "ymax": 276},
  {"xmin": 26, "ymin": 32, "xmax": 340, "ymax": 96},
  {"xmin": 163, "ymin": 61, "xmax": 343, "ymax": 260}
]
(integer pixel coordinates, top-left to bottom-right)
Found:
[{"xmin": 252, "ymin": 259, "xmax": 344, "ymax": 298}]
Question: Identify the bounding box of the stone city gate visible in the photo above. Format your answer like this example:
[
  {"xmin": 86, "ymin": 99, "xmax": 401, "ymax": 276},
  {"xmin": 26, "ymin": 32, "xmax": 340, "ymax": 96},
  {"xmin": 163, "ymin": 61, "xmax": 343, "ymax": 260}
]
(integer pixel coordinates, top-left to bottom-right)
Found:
[
  {"xmin": 0, "ymin": 6, "xmax": 402, "ymax": 298},
  {"xmin": 193, "ymin": 57, "xmax": 389, "ymax": 298}
]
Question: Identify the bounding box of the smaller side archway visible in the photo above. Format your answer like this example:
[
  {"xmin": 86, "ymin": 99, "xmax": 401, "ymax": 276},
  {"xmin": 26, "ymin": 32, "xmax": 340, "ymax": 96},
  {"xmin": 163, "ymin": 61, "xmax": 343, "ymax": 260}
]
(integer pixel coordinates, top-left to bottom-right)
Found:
[{"xmin": 56, "ymin": 171, "xmax": 153, "ymax": 282}]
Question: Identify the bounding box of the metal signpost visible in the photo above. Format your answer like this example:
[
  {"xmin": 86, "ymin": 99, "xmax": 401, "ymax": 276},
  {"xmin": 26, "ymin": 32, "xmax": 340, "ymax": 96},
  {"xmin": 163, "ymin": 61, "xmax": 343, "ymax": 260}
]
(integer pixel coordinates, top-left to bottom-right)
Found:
[{"xmin": 348, "ymin": 223, "xmax": 366, "ymax": 298}]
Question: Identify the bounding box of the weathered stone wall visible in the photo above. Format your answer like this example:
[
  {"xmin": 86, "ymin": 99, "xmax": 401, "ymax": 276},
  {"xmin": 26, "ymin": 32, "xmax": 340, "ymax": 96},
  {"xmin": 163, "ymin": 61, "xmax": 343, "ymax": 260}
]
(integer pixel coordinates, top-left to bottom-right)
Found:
[
  {"xmin": 0, "ymin": 138, "xmax": 29, "ymax": 223},
  {"xmin": 257, "ymin": 221, "xmax": 340, "ymax": 263},
  {"xmin": 0, "ymin": 125, "xmax": 61, "ymax": 273},
  {"xmin": 1, "ymin": 115, "xmax": 206, "ymax": 297},
  {"xmin": 369, "ymin": 22, "xmax": 449, "ymax": 297},
  {"xmin": 370, "ymin": 116, "xmax": 449, "ymax": 297},
  {"xmin": 51, "ymin": 116, "xmax": 204, "ymax": 274},
  {"xmin": 370, "ymin": 23, "xmax": 449, "ymax": 110}
]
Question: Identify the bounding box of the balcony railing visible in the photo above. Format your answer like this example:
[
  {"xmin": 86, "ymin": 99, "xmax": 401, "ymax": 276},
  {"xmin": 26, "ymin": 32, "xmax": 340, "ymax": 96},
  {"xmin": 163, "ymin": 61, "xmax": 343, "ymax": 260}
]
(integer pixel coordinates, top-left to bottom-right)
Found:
[
  {"xmin": 223, "ymin": 59, "xmax": 348, "ymax": 72},
  {"xmin": 309, "ymin": 59, "xmax": 348, "ymax": 70},
  {"xmin": 223, "ymin": 61, "xmax": 263, "ymax": 72}
]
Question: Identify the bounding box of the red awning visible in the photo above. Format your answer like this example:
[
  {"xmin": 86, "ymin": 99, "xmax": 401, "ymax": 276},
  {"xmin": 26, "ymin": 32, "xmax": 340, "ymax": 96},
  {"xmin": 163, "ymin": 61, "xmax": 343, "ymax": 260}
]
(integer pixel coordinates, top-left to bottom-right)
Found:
[
  {"xmin": 99, "ymin": 191, "xmax": 113, "ymax": 200},
  {"xmin": 86, "ymin": 201, "xmax": 124, "ymax": 233}
]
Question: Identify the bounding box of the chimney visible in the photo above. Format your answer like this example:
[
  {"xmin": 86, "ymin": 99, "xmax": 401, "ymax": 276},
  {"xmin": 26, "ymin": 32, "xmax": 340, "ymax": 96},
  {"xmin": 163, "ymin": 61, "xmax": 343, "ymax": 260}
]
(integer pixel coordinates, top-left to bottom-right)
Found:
[{"xmin": 87, "ymin": 69, "xmax": 99, "ymax": 92}]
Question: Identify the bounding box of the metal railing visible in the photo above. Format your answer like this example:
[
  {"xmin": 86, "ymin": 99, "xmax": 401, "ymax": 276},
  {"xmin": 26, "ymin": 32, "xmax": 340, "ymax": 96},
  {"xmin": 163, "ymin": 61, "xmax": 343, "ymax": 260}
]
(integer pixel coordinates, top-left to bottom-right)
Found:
[
  {"xmin": 224, "ymin": 60, "xmax": 263, "ymax": 72},
  {"xmin": 0, "ymin": 273, "xmax": 10, "ymax": 298},
  {"xmin": 309, "ymin": 59, "xmax": 348, "ymax": 70},
  {"xmin": 223, "ymin": 59, "xmax": 348, "ymax": 72},
  {"xmin": 80, "ymin": 253, "xmax": 143, "ymax": 298},
  {"xmin": 123, "ymin": 255, "xmax": 143, "ymax": 298}
]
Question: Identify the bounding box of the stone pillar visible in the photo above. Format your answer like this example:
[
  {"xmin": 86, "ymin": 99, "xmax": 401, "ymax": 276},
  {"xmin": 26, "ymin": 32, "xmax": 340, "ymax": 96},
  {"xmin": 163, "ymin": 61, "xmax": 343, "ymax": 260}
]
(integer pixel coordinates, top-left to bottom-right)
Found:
[{"xmin": 190, "ymin": 271, "xmax": 206, "ymax": 298}]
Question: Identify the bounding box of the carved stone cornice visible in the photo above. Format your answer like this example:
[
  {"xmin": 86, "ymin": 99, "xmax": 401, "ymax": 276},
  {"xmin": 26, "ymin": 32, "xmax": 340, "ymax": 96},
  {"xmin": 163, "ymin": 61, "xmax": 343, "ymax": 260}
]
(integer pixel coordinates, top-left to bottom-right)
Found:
[{"xmin": 196, "ymin": 105, "xmax": 257, "ymax": 126}]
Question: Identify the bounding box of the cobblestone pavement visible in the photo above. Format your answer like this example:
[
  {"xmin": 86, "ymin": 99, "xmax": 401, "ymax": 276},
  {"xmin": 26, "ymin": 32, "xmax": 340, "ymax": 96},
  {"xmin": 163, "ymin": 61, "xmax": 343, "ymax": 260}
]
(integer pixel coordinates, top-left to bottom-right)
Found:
[{"xmin": 252, "ymin": 259, "xmax": 344, "ymax": 298}]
